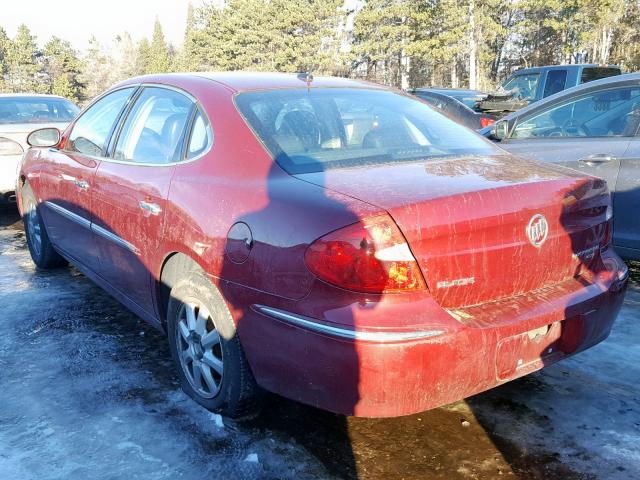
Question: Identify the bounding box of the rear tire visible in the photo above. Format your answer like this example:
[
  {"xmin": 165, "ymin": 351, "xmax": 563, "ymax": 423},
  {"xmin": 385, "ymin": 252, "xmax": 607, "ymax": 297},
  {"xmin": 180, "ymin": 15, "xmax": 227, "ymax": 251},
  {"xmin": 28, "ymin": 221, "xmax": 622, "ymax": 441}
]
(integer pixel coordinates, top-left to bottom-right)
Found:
[
  {"xmin": 167, "ymin": 270, "xmax": 261, "ymax": 419},
  {"xmin": 22, "ymin": 183, "xmax": 68, "ymax": 269}
]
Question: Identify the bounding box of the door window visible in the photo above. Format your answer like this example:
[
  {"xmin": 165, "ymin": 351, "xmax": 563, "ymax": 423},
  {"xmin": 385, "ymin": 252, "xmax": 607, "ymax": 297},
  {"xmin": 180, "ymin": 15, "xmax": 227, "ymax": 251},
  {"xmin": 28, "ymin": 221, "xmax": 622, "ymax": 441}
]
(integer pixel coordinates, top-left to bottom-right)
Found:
[
  {"xmin": 512, "ymin": 87, "xmax": 640, "ymax": 139},
  {"xmin": 543, "ymin": 70, "xmax": 567, "ymax": 98},
  {"xmin": 67, "ymin": 87, "xmax": 135, "ymax": 157},
  {"xmin": 113, "ymin": 87, "xmax": 193, "ymax": 164},
  {"xmin": 187, "ymin": 109, "xmax": 213, "ymax": 159}
]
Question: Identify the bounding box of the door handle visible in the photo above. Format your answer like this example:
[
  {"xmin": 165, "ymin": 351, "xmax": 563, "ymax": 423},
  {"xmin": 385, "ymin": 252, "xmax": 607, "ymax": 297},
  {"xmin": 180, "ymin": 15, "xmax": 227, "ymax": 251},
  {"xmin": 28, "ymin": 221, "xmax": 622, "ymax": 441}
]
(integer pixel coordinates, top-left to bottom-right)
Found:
[
  {"xmin": 578, "ymin": 154, "xmax": 616, "ymax": 165},
  {"xmin": 139, "ymin": 200, "xmax": 162, "ymax": 216}
]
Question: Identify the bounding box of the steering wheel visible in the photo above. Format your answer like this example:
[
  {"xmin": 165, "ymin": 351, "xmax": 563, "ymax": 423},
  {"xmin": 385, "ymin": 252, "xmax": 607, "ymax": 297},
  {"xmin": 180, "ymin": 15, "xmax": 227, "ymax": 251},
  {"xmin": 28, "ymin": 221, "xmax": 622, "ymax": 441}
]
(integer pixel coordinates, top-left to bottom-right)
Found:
[{"xmin": 544, "ymin": 119, "xmax": 590, "ymax": 137}]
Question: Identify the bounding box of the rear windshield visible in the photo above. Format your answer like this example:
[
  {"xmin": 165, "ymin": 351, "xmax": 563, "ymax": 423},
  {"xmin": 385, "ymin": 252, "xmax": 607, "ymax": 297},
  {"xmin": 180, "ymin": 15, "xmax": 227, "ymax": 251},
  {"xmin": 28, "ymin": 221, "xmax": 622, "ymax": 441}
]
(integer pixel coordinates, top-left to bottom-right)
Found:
[
  {"xmin": 0, "ymin": 96, "xmax": 79, "ymax": 124},
  {"xmin": 235, "ymin": 88, "xmax": 499, "ymax": 174},
  {"xmin": 580, "ymin": 67, "xmax": 621, "ymax": 84}
]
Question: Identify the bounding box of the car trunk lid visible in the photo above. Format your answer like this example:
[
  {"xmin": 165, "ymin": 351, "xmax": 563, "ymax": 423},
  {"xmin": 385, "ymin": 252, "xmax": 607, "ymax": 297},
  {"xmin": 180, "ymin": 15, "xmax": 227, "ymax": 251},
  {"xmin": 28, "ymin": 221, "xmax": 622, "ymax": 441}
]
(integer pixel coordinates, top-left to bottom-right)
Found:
[{"xmin": 296, "ymin": 155, "xmax": 610, "ymax": 308}]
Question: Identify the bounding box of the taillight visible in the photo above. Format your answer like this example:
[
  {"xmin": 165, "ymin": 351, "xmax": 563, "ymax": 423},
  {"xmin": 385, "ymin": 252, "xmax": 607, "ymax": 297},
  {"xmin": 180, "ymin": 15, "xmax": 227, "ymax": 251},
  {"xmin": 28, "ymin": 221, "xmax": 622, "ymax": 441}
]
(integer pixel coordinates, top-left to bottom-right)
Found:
[
  {"xmin": 600, "ymin": 205, "xmax": 613, "ymax": 250},
  {"xmin": 305, "ymin": 214, "xmax": 426, "ymax": 293},
  {"xmin": 480, "ymin": 117, "xmax": 495, "ymax": 128}
]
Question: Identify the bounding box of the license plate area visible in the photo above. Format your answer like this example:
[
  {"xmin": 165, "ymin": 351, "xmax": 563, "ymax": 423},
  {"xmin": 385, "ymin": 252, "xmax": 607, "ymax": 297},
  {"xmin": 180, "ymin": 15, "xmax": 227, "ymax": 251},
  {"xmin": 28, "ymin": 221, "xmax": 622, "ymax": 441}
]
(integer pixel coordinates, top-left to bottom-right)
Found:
[{"xmin": 496, "ymin": 321, "xmax": 563, "ymax": 381}]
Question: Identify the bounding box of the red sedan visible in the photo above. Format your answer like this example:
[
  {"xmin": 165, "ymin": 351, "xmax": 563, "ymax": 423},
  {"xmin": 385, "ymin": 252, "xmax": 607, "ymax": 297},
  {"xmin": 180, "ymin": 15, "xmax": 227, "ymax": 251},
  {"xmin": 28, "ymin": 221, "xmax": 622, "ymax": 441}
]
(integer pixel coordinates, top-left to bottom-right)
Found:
[{"xmin": 18, "ymin": 73, "xmax": 628, "ymax": 418}]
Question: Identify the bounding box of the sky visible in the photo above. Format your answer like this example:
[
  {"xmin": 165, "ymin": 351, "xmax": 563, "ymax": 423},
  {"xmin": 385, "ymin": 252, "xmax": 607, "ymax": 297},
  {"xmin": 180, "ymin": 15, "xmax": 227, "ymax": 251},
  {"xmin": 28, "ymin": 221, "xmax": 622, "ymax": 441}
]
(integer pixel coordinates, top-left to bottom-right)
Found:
[{"xmin": 1, "ymin": 0, "xmax": 201, "ymax": 52}]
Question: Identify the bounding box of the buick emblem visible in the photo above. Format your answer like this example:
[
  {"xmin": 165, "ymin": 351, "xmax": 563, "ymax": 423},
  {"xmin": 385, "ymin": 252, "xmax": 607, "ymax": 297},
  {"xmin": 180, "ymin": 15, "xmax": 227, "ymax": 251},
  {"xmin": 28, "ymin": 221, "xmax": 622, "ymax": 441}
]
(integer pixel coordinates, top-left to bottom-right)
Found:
[{"xmin": 526, "ymin": 214, "xmax": 549, "ymax": 247}]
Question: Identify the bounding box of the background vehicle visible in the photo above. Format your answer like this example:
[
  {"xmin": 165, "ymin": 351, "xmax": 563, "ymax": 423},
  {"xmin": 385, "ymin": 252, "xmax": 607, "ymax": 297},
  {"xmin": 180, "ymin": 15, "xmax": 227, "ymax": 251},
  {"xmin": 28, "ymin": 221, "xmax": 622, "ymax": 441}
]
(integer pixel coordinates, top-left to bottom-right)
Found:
[
  {"xmin": 0, "ymin": 94, "xmax": 79, "ymax": 203},
  {"xmin": 17, "ymin": 73, "xmax": 628, "ymax": 419},
  {"xmin": 478, "ymin": 64, "xmax": 622, "ymax": 117},
  {"xmin": 482, "ymin": 72, "xmax": 640, "ymax": 261},
  {"xmin": 409, "ymin": 89, "xmax": 495, "ymax": 129},
  {"xmin": 410, "ymin": 87, "xmax": 488, "ymax": 110}
]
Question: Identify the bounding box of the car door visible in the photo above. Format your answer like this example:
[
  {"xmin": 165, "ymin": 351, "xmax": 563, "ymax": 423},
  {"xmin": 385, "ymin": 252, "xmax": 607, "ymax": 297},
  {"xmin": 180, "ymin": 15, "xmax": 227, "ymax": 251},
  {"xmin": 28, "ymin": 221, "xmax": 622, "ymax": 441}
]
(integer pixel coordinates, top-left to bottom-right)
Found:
[
  {"xmin": 611, "ymin": 134, "xmax": 640, "ymax": 258},
  {"xmin": 38, "ymin": 87, "xmax": 137, "ymax": 269},
  {"xmin": 91, "ymin": 86, "xmax": 194, "ymax": 317},
  {"xmin": 499, "ymin": 85, "xmax": 640, "ymax": 191}
]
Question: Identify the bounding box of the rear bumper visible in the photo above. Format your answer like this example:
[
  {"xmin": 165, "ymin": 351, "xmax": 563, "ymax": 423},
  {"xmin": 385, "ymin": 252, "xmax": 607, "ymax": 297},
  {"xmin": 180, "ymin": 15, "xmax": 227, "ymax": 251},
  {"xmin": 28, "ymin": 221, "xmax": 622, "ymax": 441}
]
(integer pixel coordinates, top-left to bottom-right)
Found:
[{"xmin": 231, "ymin": 251, "xmax": 628, "ymax": 418}]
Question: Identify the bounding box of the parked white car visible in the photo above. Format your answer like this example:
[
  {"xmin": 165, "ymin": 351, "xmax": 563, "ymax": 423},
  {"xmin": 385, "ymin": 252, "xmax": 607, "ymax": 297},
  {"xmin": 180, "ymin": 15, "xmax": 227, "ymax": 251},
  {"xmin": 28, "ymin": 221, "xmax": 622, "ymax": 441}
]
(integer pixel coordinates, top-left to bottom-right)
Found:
[{"xmin": 0, "ymin": 94, "xmax": 79, "ymax": 203}]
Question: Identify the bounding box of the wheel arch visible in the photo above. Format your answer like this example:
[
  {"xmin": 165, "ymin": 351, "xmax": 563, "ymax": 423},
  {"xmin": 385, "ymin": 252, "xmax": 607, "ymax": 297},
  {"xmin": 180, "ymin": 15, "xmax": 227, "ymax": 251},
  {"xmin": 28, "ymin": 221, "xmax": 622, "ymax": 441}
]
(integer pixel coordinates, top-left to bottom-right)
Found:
[{"xmin": 157, "ymin": 251, "xmax": 208, "ymax": 329}]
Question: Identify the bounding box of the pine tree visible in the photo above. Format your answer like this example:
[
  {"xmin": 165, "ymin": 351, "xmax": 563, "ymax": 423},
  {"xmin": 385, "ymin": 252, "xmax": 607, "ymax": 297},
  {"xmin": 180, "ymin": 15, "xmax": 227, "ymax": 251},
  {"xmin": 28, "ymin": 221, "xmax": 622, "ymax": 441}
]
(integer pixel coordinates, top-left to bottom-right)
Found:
[
  {"xmin": 43, "ymin": 37, "xmax": 84, "ymax": 101},
  {"xmin": 179, "ymin": 3, "xmax": 201, "ymax": 71},
  {"xmin": 146, "ymin": 19, "xmax": 173, "ymax": 73},
  {"xmin": 4, "ymin": 24, "xmax": 42, "ymax": 93},
  {"xmin": 352, "ymin": 0, "xmax": 418, "ymax": 88},
  {"xmin": 113, "ymin": 32, "xmax": 140, "ymax": 79},
  {"xmin": 81, "ymin": 36, "xmax": 114, "ymax": 101},
  {"xmin": 0, "ymin": 27, "xmax": 9, "ymax": 91},
  {"xmin": 135, "ymin": 38, "xmax": 152, "ymax": 74}
]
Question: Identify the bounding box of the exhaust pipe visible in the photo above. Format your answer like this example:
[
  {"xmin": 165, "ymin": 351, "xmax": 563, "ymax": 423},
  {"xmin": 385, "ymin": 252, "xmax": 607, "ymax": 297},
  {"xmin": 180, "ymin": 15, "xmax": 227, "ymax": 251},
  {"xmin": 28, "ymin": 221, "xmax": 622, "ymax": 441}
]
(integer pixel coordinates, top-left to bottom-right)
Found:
[{"xmin": 7, "ymin": 194, "xmax": 16, "ymax": 203}]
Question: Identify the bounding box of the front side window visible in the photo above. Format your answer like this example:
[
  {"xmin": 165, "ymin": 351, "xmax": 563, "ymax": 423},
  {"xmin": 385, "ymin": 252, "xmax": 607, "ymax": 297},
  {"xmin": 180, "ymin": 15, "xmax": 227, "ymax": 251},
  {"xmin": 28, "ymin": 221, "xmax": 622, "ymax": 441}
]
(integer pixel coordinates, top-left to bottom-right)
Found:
[
  {"xmin": 235, "ymin": 88, "xmax": 499, "ymax": 174},
  {"xmin": 502, "ymin": 74, "xmax": 540, "ymax": 101},
  {"xmin": 543, "ymin": 70, "xmax": 567, "ymax": 98},
  {"xmin": 67, "ymin": 88, "xmax": 135, "ymax": 157},
  {"xmin": 114, "ymin": 87, "xmax": 192, "ymax": 164},
  {"xmin": 512, "ymin": 87, "xmax": 640, "ymax": 139}
]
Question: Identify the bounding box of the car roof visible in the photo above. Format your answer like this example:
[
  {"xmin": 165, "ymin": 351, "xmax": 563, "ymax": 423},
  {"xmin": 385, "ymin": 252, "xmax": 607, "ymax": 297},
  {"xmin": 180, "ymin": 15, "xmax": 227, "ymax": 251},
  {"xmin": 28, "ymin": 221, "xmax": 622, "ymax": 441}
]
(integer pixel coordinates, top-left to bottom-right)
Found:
[
  {"xmin": 120, "ymin": 72, "xmax": 384, "ymax": 93},
  {"xmin": 414, "ymin": 87, "xmax": 483, "ymax": 94},
  {"xmin": 499, "ymin": 71, "xmax": 640, "ymax": 122},
  {"xmin": 508, "ymin": 64, "xmax": 621, "ymax": 76},
  {"xmin": 0, "ymin": 93, "xmax": 71, "ymax": 100}
]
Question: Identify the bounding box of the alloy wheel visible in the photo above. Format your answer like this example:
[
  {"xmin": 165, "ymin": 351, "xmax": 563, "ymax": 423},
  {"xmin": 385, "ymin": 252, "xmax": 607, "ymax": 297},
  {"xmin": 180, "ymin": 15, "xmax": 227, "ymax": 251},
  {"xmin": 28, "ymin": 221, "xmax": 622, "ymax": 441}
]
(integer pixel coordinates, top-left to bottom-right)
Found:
[{"xmin": 176, "ymin": 301, "xmax": 224, "ymax": 399}]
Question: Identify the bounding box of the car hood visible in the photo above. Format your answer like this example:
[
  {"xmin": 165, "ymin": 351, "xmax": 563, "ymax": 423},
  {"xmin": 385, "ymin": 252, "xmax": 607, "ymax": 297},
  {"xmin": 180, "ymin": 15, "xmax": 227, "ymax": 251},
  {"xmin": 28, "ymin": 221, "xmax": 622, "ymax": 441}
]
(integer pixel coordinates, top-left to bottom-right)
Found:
[{"xmin": 0, "ymin": 122, "xmax": 70, "ymax": 149}]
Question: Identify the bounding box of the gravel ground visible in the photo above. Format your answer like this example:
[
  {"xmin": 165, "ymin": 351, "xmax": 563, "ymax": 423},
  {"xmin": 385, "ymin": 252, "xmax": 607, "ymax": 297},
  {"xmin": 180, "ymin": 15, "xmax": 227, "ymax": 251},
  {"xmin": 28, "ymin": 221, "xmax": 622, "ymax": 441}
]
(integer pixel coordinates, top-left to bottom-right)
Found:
[{"xmin": 0, "ymin": 206, "xmax": 638, "ymax": 480}]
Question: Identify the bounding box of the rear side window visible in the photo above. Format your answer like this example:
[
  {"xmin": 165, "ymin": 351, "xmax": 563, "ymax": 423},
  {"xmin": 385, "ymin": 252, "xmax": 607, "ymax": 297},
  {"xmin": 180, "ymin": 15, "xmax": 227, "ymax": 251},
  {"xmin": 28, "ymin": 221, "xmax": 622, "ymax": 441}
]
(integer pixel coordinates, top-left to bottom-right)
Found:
[
  {"xmin": 235, "ymin": 88, "xmax": 499, "ymax": 174},
  {"xmin": 67, "ymin": 87, "xmax": 135, "ymax": 157},
  {"xmin": 543, "ymin": 70, "xmax": 567, "ymax": 97},
  {"xmin": 113, "ymin": 87, "xmax": 192, "ymax": 164},
  {"xmin": 187, "ymin": 109, "xmax": 213, "ymax": 159},
  {"xmin": 581, "ymin": 67, "xmax": 621, "ymax": 84}
]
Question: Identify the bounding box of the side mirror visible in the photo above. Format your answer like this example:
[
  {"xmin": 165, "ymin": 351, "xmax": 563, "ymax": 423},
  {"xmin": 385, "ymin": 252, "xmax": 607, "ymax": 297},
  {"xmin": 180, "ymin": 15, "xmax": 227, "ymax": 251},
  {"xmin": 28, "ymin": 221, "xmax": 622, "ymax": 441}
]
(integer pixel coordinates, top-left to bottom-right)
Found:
[
  {"xmin": 27, "ymin": 128, "xmax": 61, "ymax": 148},
  {"xmin": 491, "ymin": 120, "xmax": 509, "ymax": 141}
]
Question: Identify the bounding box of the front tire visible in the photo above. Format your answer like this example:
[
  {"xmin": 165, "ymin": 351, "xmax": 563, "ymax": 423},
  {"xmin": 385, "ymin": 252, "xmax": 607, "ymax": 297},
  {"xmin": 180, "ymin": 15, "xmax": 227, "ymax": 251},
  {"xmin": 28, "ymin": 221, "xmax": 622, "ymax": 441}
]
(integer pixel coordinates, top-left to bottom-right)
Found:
[
  {"xmin": 167, "ymin": 270, "xmax": 260, "ymax": 419},
  {"xmin": 22, "ymin": 183, "xmax": 67, "ymax": 269}
]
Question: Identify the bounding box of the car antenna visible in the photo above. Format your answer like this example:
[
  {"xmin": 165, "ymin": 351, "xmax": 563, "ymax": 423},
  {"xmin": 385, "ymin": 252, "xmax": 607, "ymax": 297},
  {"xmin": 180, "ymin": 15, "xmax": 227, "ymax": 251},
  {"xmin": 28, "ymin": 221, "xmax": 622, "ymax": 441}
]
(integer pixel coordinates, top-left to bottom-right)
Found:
[{"xmin": 297, "ymin": 72, "xmax": 313, "ymax": 92}]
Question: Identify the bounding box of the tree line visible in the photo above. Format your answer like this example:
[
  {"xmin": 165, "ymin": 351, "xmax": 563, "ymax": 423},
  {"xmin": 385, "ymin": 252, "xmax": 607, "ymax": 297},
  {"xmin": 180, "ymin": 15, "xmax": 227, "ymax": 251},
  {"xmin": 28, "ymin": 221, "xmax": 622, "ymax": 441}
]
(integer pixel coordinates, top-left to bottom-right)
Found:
[{"xmin": 1, "ymin": 0, "xmax": 639, "ymax": 104}]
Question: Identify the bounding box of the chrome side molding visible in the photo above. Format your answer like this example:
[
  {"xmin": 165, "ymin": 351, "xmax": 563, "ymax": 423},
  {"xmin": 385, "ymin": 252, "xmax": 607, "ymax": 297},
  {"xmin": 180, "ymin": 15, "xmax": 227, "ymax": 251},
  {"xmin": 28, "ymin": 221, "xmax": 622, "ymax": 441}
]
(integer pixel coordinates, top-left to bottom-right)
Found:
[
  {"xmin": 43, "ymin": 201, "xmax": 91, "ymax": 229},
  {"xmin": 253, "ymin": 305, "xmax": 445, "ymax": 342},
  {"xmin": 91, "ymin": 223, "xmax": 140, "ymax": 255},
  {"xmin": 43, "ymin": 200, "xmax": 139, "ymax": 255}
]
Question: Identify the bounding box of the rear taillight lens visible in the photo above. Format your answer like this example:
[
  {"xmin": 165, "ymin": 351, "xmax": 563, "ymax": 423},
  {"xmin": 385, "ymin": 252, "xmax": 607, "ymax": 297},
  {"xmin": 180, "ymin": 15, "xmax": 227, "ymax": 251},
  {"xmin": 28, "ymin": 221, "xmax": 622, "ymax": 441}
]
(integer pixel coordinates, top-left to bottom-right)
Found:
[
  {"xmin": 600, "ymin": 205, "xmax": 613, "ymax": 250},
  {"xmin": 479, "ymin": 117, "xmax": 495, "ymax": 128},
  {"xmin": 305, "ymin": 214, "xmax": 426, "ymax": 293}
]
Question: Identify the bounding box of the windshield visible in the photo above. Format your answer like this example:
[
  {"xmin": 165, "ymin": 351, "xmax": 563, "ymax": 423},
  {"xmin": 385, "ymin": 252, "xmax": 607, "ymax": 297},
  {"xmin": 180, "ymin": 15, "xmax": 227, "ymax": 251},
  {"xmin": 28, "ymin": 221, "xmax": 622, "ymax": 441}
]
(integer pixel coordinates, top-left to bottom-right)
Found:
[
  {"xmin": 501, "ymin": 74, "xmax": 540, "ymax": 100},
  {"xmin": 0, "ymin": 96, "xmax": 79, "ymax": 124},
  {"xmin": 235, "ymin": 88, "xmax": 499, "ymax": 174}
]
